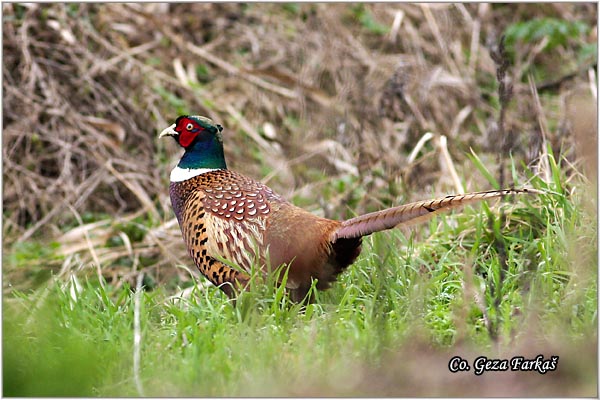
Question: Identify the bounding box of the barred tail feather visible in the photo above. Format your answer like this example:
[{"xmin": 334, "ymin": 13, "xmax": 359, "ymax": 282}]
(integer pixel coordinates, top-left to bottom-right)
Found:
[{"xmin": 332, "ymin": 188, "xmax": 541, "ymax": 241}]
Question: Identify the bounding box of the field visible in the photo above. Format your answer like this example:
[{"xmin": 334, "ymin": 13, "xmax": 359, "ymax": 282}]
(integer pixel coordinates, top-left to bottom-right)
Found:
[{"xmin": 3, "ymin": 3, "xmax": 597, "ymax": 396}]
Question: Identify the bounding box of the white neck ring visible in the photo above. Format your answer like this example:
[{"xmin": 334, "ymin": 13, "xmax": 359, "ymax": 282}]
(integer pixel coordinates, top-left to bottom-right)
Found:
[{"xmin": 170, "ymin": 166, "xmax": 218, "ymax": 182}]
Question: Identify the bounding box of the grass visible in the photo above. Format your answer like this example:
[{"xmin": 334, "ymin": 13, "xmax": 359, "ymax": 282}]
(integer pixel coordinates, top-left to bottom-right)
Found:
[
  {"xmin": 2, "ymin": 3, "xmax": 597, "ymax": 397},
  {"xmin": 4, "ymin": 153, "xmax": 597, "ymax": 396}
]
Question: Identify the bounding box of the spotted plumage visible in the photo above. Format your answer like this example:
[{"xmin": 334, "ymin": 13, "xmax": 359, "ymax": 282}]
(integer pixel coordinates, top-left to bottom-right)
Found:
[
  {"xmin": 160, "ymin": 115, "xmax": 540, "ymax": 301},
  {"xmin": 170, "ymin": 169, "xmax": 282, "ymax": 283}
]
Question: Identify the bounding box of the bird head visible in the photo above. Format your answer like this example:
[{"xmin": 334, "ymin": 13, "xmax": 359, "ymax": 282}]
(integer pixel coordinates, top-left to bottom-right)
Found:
[{"xmin": 159, "ymin": 115, "xmax": 224, "ymax": 149}]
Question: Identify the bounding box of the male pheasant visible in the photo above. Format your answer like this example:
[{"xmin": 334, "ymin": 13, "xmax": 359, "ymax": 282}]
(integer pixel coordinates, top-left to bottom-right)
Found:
[{"xmin": 160, "ymin": 115, "xmax": 537, "ymax": 301}]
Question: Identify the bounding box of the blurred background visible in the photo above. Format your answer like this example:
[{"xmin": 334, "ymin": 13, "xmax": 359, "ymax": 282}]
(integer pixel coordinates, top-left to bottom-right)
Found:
[
  {"xmin": 2, "ymin": 3, "xmax": 597, "ymax": 396},
  {"xmin": 3, "ymin": 2, "xmax": 596, "ymax": 290}
]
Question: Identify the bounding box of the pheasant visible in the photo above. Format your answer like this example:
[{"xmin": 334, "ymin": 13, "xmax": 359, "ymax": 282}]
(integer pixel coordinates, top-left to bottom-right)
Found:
[{"xmin": 160, "ymin": 115, "xmax": 538, "ymax": 302}]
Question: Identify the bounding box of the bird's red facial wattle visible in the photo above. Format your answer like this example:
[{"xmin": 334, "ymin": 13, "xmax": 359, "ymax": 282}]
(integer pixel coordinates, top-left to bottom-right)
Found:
[{"xmin": 174, "ymin": 117, "xmax": 204, "ymax": 148}]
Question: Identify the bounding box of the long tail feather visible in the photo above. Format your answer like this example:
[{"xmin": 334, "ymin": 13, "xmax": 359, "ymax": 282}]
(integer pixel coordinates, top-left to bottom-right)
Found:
[{"xmin": 332, "ymin": 188, "xmax": 541, "ymax": 241}]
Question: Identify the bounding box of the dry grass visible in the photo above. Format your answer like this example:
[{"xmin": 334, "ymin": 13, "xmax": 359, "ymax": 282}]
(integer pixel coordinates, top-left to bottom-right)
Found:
[
  {"xmin": 2, "ymin": 4, "xmax": 597, "ymax": 397},
  {"xmin": 3, "ymin": 3, "xmax": 597, "ymax": 290}
]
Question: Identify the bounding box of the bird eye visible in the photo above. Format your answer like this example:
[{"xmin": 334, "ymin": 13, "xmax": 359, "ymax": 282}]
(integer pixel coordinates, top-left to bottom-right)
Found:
[{"xmin": 186, "ymin": 123, "xmax": 194, "ymax": 131}]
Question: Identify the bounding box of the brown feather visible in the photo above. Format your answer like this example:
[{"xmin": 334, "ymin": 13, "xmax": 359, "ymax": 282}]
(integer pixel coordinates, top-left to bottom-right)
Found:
[{"xmin": 333, "ymin": 188, "xmax": 541, "ymax": 241}]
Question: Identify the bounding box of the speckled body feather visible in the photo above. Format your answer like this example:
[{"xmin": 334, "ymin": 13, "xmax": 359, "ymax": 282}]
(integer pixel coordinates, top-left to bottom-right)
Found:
[{"xmin": 170, "ymin": 169, "xmax": 362, "ymax": 300}]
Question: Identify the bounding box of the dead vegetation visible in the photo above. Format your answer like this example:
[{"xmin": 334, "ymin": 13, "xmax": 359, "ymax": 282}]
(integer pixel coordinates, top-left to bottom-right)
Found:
[
  {"xmin": 2, "ymin": 3, "xmax": 597, "ymax": 290},
  {"xmin": 2, "ymin": 4, "xmax": 597, "ymax": 397}
]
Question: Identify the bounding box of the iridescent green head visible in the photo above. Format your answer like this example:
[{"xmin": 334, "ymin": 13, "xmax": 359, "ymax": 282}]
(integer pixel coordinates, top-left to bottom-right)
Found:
[{"xmin": 159, "ymin": 115, "xmax": 227, "ymax": 170}]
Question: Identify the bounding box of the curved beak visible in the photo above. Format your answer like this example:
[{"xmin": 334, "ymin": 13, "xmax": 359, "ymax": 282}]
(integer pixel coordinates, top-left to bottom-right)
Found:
[{"xmin": 159, "ymin": 123, "xmax": 177, "ymax": 139}]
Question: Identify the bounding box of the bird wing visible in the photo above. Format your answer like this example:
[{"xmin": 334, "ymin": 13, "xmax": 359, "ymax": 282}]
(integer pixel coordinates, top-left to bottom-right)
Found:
[{"xmin": 199, "ymin": 171, "xmax": 283, "ymax": 273}]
